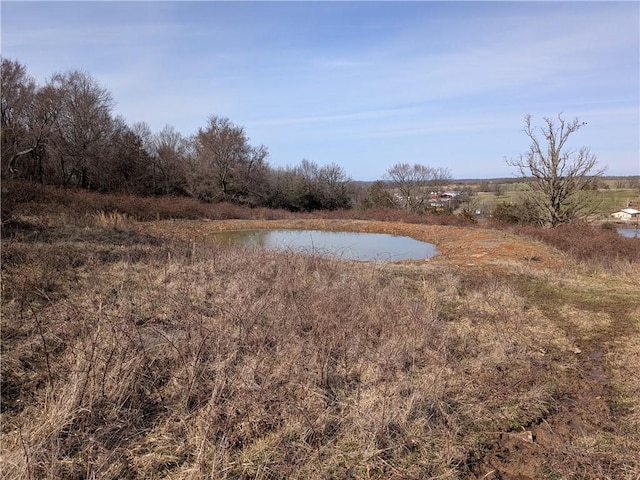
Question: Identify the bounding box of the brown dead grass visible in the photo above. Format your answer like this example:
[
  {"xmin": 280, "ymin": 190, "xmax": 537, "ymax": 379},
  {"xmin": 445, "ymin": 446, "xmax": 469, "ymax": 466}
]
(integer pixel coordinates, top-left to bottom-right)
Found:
[{"xmin": 2, "ymin": 185, "xmax": 639, "ymax": 479}]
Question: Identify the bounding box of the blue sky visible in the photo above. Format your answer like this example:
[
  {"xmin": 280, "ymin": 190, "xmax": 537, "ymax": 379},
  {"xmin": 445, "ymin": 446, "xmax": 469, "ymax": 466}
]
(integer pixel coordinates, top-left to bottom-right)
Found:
[{"xmin": 2, "ymin": 1, "xmax": 638, "ymax": 180}]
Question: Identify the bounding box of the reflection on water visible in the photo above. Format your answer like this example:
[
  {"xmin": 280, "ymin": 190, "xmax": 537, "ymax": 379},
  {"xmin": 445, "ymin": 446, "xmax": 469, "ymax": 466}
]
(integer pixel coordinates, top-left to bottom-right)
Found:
[
  {"xmin": 211, "ymin": 229, "xmax": 439, "ymax": 261},
  {"xmin": 617, "ymin": 227, "xmax": 639, "ymax": 239}
]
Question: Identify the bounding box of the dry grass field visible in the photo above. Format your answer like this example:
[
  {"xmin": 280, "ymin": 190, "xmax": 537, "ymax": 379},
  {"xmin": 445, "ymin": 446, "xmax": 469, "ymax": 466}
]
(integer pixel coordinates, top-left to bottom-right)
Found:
[{"xmin": 2, "ymin": 182, "xmax": 639, "ymax": 479}]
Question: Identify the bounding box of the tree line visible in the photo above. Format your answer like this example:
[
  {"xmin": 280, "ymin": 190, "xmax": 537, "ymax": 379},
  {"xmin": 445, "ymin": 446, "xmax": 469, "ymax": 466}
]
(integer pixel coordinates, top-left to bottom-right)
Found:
[
  {"xmin": 1, "ymin": 58, "xmax": 357, "ymax": 211},
  {"xmin": 3, "ymin": 58, "xmax": 606, "ymax": 224}
]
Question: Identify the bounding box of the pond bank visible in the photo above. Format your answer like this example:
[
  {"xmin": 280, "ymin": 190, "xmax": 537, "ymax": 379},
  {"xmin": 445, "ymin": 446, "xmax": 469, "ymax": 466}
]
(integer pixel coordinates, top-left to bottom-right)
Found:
[{"xmin": 136, "ymin": 218, "xmax": 565, "ymax": 272}]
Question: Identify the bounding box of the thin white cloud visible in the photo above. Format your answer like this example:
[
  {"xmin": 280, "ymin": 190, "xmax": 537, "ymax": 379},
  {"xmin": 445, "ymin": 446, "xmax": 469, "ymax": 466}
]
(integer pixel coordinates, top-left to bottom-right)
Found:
[{"xmin": 247, "ymin": 106, "xmax": 420, "ymax": 128}]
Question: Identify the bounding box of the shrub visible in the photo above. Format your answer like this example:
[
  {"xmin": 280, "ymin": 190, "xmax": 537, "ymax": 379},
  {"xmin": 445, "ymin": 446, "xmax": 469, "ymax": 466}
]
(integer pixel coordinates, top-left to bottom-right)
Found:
[
  {"xmin": 2, "ymin": 180, "xmax": 296, "ymax": 223},
  {"xmin": 513, "ymin": 221, "xmax": 640, "ymax": 265},
  {"xmin": 601, "ymin": 221, "xmax": 615, "ymax": 230},
  {"xmin": 492, "ymin": 198, "xmax": 541, "ymax": 225}
]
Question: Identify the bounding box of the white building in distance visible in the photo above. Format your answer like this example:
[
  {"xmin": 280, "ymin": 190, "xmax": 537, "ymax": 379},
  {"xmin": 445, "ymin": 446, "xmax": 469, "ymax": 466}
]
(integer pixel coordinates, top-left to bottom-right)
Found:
[{"xmin": 611, "ymin": 208, "xmax": 640, "ymax": 221}]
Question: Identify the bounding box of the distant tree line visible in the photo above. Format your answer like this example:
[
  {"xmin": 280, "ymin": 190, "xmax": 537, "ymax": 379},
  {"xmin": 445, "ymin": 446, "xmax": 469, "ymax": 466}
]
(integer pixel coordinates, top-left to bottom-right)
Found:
[{"xmin": 1, "ymin": 58, "xmax": 356, "ymax": 211}]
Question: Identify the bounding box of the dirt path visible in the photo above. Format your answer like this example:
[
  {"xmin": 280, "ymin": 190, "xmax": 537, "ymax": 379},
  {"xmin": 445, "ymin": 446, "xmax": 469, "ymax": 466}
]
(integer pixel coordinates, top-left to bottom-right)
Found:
[{"xmin": 469, "ymin": 272, "xmax": 640, "ymax": 479}]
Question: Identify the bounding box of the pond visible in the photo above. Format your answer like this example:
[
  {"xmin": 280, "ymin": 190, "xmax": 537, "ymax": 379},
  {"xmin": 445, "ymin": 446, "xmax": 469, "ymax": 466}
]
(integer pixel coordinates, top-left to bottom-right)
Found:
[
  {"xmin": 211, "ymin": 229, "xmax": 440, "ymax": 262},
  {"xmin": 617, "ymin": 227, "xmax": 640, "ymax": 239}
]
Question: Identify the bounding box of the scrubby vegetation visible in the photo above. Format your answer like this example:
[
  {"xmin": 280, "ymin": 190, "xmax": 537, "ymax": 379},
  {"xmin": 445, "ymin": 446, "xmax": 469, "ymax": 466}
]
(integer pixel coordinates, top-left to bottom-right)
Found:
[
  {"xmin": 511, "ymin": 222, "xmax": 640, "ymax": 267},
  {"xmin": 2, "ymin": 183, "xmax": 639, "ymax": 479}
]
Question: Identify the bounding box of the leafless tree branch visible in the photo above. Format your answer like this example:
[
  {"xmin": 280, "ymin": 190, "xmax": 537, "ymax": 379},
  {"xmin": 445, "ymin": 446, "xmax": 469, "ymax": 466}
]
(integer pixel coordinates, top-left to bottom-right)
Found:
[{"xmin": 507, "ymin": 114, "xmax": 604, "ymax": 226}]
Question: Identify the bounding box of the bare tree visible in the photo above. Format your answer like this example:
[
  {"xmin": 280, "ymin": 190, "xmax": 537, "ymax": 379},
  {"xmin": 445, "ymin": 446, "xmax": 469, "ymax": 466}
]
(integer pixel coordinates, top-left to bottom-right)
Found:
[
  {"xmin": 384, "ymin": 163, "xmax": 435, "ymax": 211},
  {"xmin": 131, "ymin": 121, "xmax": 154, "ymax": 156},
  {"xmin": 317, "ymin": 162, "xmax": 353, "ymax": 210},
  {"xmin": 289, "ymin": 159, "xmax": 322, "ymax": 211},
  {"xmin": 151, "ymin": 125, "xmax": 189, "ymax": 195},
  {"xmin": 46, "ymin": 70, "xmax": 114, "ymax": 188},
  {"xmin": 507, "ymin": 114, "xmax": 604, "ymax": 227},
  {"xmin": 264, "ymin": 166, "xmax": 299, "ymax": 210},
  {"xmin": 188, "ymin": 116, "xmax": 242, "ymax": 201},
  {"xmin": 360, "ymin": 180, "xmax": 398, "ymax": 209},
  {"xmin": 2, "ymin": 58, "xmax": 34, "ymax": 175},
  {"xmin": 233, "ymin": 144, "xmax": 270, "ymax": 205},
  {"xmin": 0, "ymin": 58, "xmax": 54, "ymax": 180},
  {"xmin": 1, "ymin": 59, "xmax": 70, "ymax": 184},
  {"xmin": 430, "ymin": 166, "xmax": 452, "ymax": 193},
  {"xmin": 189, "ymin": 115, "xmax": 269, "ymax": 203},
  {"xmin": 102, "ymin": 116, "xmax": 154, "ymax": 194}
]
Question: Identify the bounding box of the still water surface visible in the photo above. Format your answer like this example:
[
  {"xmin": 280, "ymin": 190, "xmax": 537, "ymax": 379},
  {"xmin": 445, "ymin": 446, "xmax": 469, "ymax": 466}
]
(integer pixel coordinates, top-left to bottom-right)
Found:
[
  {"xmin": 211, "ymin": 229, "xmax": 439, "ymax": 261},
  {"xmin": 617, "ymin": 227, "xmax": 639, "ymax": 239}
]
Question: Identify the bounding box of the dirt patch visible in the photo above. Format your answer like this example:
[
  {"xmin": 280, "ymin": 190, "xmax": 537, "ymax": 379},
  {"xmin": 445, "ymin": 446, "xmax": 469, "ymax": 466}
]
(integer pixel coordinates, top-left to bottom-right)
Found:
[
  {"xmin": 469, "ymin": 271, "xmax": 640, "ymax": 479},
  {"xmin": 468, "ymin": 360, "xmax": 616, "ymax": 479}
]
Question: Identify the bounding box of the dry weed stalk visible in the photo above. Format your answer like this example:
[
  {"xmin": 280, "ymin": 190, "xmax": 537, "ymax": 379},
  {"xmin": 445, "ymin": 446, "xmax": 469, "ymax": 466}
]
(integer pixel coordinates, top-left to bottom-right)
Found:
[{"xmin": 94, "ymin": 210, "xmax": 130, "ymax": 230}]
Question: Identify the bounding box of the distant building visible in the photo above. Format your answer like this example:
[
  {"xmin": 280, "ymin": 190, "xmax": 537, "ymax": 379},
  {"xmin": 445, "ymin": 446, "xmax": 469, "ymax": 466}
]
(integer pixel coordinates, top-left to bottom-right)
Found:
[
  {"xmin": 611, "ymin": 208, "xmax": 640, "ymax": 221},
  {"xmin": 428, "ymin": 192, "xmax": 461, "ymax": 209}
]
